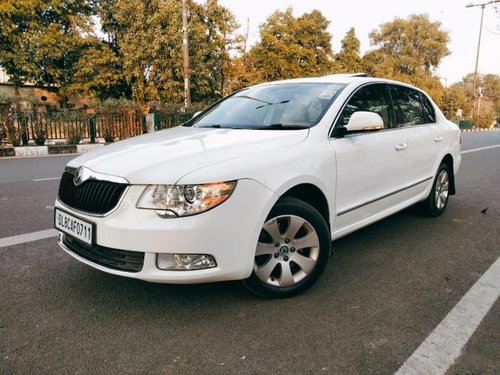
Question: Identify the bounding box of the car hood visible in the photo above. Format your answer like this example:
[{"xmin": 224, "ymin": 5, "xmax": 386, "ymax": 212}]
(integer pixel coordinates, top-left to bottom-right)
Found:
[{"xmin": 68, "ymin": 126, "xmax": 309, "ymax": 184}]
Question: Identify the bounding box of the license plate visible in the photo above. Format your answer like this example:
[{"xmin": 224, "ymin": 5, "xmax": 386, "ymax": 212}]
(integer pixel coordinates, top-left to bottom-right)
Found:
[{"xmin": 54, "ymin": 208, "xmax": 94, "ymax": 245}]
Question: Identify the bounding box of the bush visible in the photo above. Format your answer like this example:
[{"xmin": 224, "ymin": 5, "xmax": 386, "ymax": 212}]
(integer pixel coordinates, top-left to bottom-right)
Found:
[
  {"xmin": 472, "ymin": 109, "xmax": 496, "ymax": 129},
  {"xmin": 31, "ymin": 111, "xmax": 46, "ymax": 145},
  {"xmin": 102, "ymin": 125, "xmax": 114, "ymax": 143},
  {"xmin": 0, "ymin": 109, "xmax": 21, "ymax": 146},
  {"xmin": 67, "ymin": 126, "xmax": 83, "ymax": 144}
]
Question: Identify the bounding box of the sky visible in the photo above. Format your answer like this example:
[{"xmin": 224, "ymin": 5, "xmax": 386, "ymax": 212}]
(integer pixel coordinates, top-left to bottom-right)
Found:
[{"xmin": 217, "ymin": 0, "xmax": 500, "ymax": 85}]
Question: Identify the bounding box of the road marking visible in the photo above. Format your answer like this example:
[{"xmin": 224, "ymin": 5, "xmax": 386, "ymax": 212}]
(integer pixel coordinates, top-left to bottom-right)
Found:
[
  {"xmin": 0, "ymin": 229, "xmax": 58, "ymax": 248},
  {"xmin": 461, "ymin": 144, "xmax": 500, "ymax": 154},
  {"xmin": 396, "ymin": 256, "xmax": 500, "ymax": 375},
  {"xmin": 32, "ymin": 177, "xmax": 61, "ymax": 182}
]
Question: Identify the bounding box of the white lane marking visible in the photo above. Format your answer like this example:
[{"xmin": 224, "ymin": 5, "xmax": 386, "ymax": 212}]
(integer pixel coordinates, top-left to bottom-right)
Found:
[
  {"xmin": 396, "ymin": 256, "xmax": 500, "ymax": 375},
  {"xmin": 32, "ymin": 177, "xmax": 61, "ymax": 182},
  {"xmin": 461, "ymin": 144, "xmax": 500, "ymax": 155},
  {"xmin": 0, "ymin": 229, "xmax": 58, "ymax": 248},
  {"xmin": 46, "ymin": 205, "xmax": 54, "ymax": 209}
]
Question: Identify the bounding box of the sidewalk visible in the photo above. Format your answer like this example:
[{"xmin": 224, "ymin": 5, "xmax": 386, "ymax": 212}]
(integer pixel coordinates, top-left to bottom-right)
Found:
[{"xmin": 0, "ymin": 143, "xmax": 105, "ymax": 158}]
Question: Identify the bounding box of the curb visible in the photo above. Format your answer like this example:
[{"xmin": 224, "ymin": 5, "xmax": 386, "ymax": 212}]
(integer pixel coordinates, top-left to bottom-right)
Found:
[
  {"xmin": 461, "ymin": 128, "xmax": 500, "ymax": 132},
  {"xmin": 0, "ymin": 144, "xmax": 105, "ymax": 158}
]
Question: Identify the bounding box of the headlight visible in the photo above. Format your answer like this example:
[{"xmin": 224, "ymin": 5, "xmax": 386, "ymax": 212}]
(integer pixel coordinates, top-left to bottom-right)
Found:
[{"xmin": 137, "ymin": 181, "xmax": 237, "ymax": 217}]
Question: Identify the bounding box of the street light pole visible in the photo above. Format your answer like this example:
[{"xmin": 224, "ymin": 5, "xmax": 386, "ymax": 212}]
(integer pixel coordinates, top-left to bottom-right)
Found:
[
  {"xmin": 466, "ymin": 0, "xmax": 500, "ymax": 116},
  {"xmin": 182, "ymin": 0, "xmax": 191, "ymax": 110}
]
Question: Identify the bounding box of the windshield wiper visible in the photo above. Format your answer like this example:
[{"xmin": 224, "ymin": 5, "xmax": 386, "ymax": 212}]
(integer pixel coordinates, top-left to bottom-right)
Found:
[
  {"xmin": 255, "ymin": 100, "xmax": 290, "ymax": 109},
  {"xmin": 231, "ymin": 95, "xmax": 291, "ymax": 109},
  {"xmin": 232, "ymin": 95, "xmax": 272, "ymax": 105},
  {"xmin": 249, "ymin": 124, "xmax": 310, "ymax": 130},
  {"xmin": 196, "ymin": 124, "xmax": 244, "ymax": 129},
  {"xmin": 197, "ymin": 124, "xmax": 222, "ymax": 128}
]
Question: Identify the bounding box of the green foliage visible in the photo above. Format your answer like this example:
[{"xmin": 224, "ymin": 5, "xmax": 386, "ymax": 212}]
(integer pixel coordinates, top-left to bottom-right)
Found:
[
  {"xmin": 0, "ymin": 107, "xmax": 20, "ymax": 146},
  {"xmin": 66, "ymin": 38, "xmax": 128, "ymax": 100},
  {"xmin": 0, "ymin": 0, "xmax": 42, "ymax": 89},
  {"xmin": 0, "ymin": 0, "xmax": 127, "ymax": 101},
  {"xmin": 335, "ymin": 28, "xmax": 363, "ymax": 73},
  {"xmin": 363, "ymin": 14, "xmax": 449, "ymax": 103},
  {"xmin": 441, "ymin": 84, "xmax": 471, "ymax": 120},
  {"xmin": 0, "ymin": 0, "xmax": 94, "ymax": 86},
  {"xmin": 6, "ymin": 1, "xmax": 494, "ymax": 120},
  {"xmin": 0, "ymin": 93, "xmax": 26, "ymax": 146},
  {"xmin": 473, "ymin": 110, "xmax": 496, "ymax": 128},
  {"xmin": 367, "ymin": 14, "xmax": 450, "ymax": 75},
  {"xmin": 249, "ymin": 8, "xmax": 334, "ymax": 81},
  {"xmin": 482, "ymin": 74, "xmax": 500, "ymax": 103},
  {"xmin": 91, "ymin": 98, "xmax": 141, "ymax": 111},
  {"xmin": 448, "ymin": 73, "xmax": 500, "ymax": 124},
  {"xmin": 108, "ymin": 0, "xmax": 239, "ymax": 104}
]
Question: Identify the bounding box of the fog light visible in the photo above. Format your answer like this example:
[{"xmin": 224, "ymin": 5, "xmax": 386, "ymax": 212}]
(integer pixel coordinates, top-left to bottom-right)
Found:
[{"xmin": 157, "ymin": 253, "xmax": 217, "ymax": 270}]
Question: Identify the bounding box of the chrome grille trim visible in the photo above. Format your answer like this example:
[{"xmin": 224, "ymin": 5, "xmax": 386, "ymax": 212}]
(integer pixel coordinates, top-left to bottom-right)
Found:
[
  {"xmin": 58, "ymin": 168, "xmax": 129, "ymax": 217},
  {"xmin": 64, "ymin": 166, "xmax": 130, "ymax": 185}
]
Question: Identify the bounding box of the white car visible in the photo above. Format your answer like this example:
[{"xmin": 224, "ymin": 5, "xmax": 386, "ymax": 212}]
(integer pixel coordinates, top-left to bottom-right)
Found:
[{"xmin": 54, "ymin": 75, "xmax": 461, "ymax": 298}]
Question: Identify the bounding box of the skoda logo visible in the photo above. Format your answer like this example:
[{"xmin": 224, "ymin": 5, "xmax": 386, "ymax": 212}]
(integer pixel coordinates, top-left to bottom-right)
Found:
[
  {"xmin": 73, "ymin": 167, "xmax": 85, "ymax": 186},
  {"xmin": 280, "ymin": 246, "xmax": 289, "ymax": 254}
]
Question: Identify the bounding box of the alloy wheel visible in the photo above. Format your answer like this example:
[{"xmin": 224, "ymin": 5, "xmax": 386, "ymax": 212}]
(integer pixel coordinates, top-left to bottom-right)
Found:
[
  {"xmin": 434, "ymin": 170, "xmax": 449, "ymax": 210},
  {"xmin": 253, "ymin": 215, "xmax": 320, "ymax": 287}
]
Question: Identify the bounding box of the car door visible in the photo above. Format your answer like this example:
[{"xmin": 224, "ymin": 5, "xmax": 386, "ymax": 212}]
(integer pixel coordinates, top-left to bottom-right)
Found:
[
  {"xmin": 390, "ymin": 85, "xmax": 442, "ymax": 196},
  {"xmin": 329, "ymin": 83, "xmax": 409, "ymax": 234}
]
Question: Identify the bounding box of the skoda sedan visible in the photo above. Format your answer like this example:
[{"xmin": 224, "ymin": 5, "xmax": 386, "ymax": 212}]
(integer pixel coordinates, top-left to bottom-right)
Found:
[{"xmin": 55, "ymin": 75, "xmax": 461, "ymax": 298}]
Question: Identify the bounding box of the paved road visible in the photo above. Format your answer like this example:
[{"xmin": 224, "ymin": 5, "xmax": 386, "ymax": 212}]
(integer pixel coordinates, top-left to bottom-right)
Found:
[{"xmin": 1, "ymin": 132, "xmax": 499, "ymax": 374}]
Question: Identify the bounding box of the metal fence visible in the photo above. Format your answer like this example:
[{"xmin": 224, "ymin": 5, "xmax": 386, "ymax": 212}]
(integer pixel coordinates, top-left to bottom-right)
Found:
[{"xmin": 0, "ymin": 108, "xmax": 194, "ymax": 146}]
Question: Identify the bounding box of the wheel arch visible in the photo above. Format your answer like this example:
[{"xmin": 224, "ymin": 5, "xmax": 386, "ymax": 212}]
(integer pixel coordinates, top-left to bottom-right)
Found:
[{"xmin": 278, "ymin": 183, "xmax": 330, "ymax": 227}]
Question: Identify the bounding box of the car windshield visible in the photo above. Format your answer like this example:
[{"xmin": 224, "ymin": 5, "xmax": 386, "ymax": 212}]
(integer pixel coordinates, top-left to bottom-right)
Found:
[{"xmin": 186, "ymin": 83, "xmax": 346, "ymax": 130}]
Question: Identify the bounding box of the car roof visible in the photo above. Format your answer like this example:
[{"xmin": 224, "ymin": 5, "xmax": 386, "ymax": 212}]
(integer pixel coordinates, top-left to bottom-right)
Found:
[{"xmin": 256, "ymin": 74, "xmax": 419, "ymax": 90}]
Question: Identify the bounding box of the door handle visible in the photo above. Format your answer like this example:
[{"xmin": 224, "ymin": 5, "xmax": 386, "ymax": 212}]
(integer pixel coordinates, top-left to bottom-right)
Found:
[
  {"xmin": 434, "ymin": 136, "xmax": 443, "ymax": 143},
  {"xmin": 394, "ymin": 143, "xmax": 407, "ymax": 151}
]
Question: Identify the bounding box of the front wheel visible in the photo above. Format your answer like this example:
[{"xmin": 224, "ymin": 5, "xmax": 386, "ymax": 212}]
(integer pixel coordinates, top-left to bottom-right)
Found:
[
  {"xmin": 243, "ymin": 197, "xmax": 331, "ymax": 298},
  {"xmin": 422, "ymin": 163, "xmax": 451, "ymax": 217}
]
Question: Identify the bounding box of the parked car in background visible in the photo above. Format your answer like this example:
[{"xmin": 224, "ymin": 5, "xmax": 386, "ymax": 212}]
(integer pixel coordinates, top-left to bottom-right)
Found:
[{"xmin": 54, "ymin": 74, "xmax": 461, "ymax": 298}]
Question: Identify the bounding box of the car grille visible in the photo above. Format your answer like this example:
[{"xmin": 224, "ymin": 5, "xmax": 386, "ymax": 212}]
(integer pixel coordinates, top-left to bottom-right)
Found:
[
  {"xmin": 62, "ymin": 235, "xmax": 144, "ymax": 273},
  {"xmin": 58, "ymin": 172, "xmax": 128, "ymax": 215}
]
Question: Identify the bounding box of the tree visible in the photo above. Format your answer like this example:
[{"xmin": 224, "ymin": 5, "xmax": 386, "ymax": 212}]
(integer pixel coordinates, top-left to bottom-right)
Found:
[
  {"xmin": 441, "ymin": 84, "xmax": 471, "ymax": 120},
  {"xmin": 334, "ymin": 27, "xmax": 363, "ymax": 73},
  {"xmin": 66, "ymin": 38, "xmax": 129, "ymax": 100},
  {"xmin": 0, "ymin": 1, "xmax": 95, "ymax": 92},
  {"xmin": 0, "ymin": 0, "xmax": 37, "ymax": 93},
  {"xmin": 467, "ymin": 73, "xmax": 499, "ymax": 127},
  {"xmin": 249, "ymin": 8, "xmax": 334, "ymax": 82},
  {"xmin": 189, "ymin": 0, "xmax": 241, "ymax": 100},
  {"xmin": 440, "ymin": 73, "xmax": 499, "ymax": 127},
  {"xmin": 363, "ymin": 14, "xmax": 450, "ymax": 102},
  {"xmin": 106, "ymin": 0, "xmax": 239, "ymax": 105}
]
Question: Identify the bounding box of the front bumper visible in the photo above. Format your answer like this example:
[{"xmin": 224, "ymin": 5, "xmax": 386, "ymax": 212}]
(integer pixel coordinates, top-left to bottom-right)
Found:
[{"xmin": 55, "ymin": 179, "xmax": 275, "ymax": 283}]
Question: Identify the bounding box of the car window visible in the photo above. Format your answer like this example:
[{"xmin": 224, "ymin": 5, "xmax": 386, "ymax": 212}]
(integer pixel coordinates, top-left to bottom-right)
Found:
[
  {"xmin": 335, "ymin": 84, "xmax": 393, "ymax": 130},
  {"xmin": 420, "ymin": 93, "xmax": 436, "ymax": 123},
  {"xmin": 390, "ymin": 85, "xmax": 428, "ymax": 127},
  {"xmin": 187, "ymin": 83, "xmax": 346, "ymax": 129}
]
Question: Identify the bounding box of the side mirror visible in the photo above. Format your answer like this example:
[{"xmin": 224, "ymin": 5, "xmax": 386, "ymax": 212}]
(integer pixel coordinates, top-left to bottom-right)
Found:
[{"xmin": 345, "ymin": 111, "xmax": 384, "ymax": 132}]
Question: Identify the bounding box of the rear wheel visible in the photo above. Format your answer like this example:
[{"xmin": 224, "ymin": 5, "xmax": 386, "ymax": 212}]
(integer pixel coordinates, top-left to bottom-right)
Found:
[
  {"xmin": 422, "ymin": 163, "xmax": 451, "ymax": 217},
  {"xmin": 243, "ymin": 197, "xmax": 331, "ymax": 298}
]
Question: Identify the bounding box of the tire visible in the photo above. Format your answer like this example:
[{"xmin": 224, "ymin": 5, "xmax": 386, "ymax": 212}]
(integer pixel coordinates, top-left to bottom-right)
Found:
[
  {"xmin": 422, "ymin": 162, "xmax": 451, "ymax": 217},
  {"xmin": 243, "ymin": 197, "xmax": 331, "ymax": 298}
]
